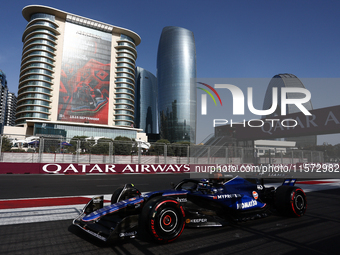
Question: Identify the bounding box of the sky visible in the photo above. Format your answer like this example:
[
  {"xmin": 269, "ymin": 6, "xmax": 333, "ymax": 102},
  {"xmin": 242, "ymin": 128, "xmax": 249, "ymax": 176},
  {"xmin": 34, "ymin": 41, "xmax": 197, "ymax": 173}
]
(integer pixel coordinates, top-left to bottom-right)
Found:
[{"xmin": 1, "ymin": 0, "xmax": 339, "ymax": 145}]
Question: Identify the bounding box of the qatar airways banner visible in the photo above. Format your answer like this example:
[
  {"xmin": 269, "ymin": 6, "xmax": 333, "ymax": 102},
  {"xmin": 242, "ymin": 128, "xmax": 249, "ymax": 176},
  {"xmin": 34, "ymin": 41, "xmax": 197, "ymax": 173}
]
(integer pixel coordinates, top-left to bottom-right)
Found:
[
  {"xmin": 0, "ymin": 163, "xmax": 190, "ymax": 174},
  {"xmin": 41, "ymin": 163, "xmax": 190, "ymax": 174},
  {"xmin": 1, "ymin": 163, "xmax": 338, "ymax": 178}
]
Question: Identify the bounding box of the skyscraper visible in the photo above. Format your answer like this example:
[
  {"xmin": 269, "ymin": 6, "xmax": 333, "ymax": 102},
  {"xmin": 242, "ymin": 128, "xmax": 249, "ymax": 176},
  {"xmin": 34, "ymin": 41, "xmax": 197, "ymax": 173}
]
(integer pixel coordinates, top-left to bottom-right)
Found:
[
  {"xmin": 134, "ymin": 67, "xmax": 158, "ymax": 138},
  {"xmin": 0, "ymin": 69, "xmax": 8, "ymax": 133},
  {"xmin": 5, "ymin": 92, "xmax": 17, "ymax": 126},
  {"xmin": 262, "ymin": 73, "xmax": 316, "ymax": 147},
  {"xmin": 14, "ymin": 5, "xmax": 142, "ymax": 140},
  {"xmin": 157, "ymin": 26, "xmax": 197, "ymax": 143}
]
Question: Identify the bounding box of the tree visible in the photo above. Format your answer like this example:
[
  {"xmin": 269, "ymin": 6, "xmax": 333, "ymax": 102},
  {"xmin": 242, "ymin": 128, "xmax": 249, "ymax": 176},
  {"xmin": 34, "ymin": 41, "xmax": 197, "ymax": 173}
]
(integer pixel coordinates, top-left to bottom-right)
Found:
[
  {"xmin": 1, "ymin": 136, "xmax": 12, "ymax": 152},
  {"xmin": 172, "ymin": 141, "xmax": 191, "ymax": 157},
  {"xmin": 114, "ymin": 136, "xmax": 132, "ymax": 155},
  {"xmin": 149, "ymin": 139, "xmax": 173, "ymax": 156},
  {"xmin": 303, "ymin": 143, "xmax": 340, "ymax": 162},
  {"xmin": 91, "ymin": 138, "xmax": 113, "ymax": 155},
  {"xmin": 70, "ymin": 136, "xmax": 94, "ymax": 153},
  {"xmin": 156, "ymin": 139, "xmax": 171, "ymax": 144}
]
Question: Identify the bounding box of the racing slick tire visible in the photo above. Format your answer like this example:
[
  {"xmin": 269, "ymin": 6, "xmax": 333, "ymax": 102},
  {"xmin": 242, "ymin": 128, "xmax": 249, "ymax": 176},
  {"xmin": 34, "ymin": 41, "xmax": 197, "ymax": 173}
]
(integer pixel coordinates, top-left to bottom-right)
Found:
[
  {"xmin": 275, "ymin": 186, "xmax": 307, "ymax": 217},
  {"xmin": 138, "ymin": 197, "xmax": 185, "ymax": 244}
]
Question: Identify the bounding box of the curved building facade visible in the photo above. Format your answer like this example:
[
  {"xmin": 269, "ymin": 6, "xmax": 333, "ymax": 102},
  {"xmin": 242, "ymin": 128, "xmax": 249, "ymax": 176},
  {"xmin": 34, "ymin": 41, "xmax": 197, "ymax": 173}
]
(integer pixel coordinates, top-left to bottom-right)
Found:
[
  {"xmin": 114, "ymin": 35, "xmax": 138, "ymax": 127},
  {"xmin": 157, "ymin": 26, "xmax": 196, "ymax": 143},
  {"xmin": 15, "ymin": 5, "xmax": 143, "ymax": 140},
  {"xmin": 262, "ymin": 73, "xmax": 316, "ymax": 147},
  {"xmin": 134, "ymin": 67, "xmax": 158, "ymax": 136},
  {"xmin": 17, "ymin": 12, "xmax": 58, "ymax": 124}
]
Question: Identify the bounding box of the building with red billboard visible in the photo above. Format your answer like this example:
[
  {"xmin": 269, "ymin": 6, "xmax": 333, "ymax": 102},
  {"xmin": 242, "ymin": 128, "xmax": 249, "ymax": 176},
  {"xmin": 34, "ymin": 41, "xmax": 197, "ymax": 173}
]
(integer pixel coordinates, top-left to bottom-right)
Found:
[{"xmin": 10, "ymin": 5, "xmax": 146, "ymax": 141}]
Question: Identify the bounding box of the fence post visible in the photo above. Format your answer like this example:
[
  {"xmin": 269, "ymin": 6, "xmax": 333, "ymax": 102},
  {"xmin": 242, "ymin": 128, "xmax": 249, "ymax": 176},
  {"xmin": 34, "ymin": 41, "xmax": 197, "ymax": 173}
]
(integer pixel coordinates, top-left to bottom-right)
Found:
[
  {"xmin": 62, "ymin": 139, "xmax": 65, "ymax": 163},
  {"xmin": 311, "ymin": 151, "xmax": 313, "ymax": 163},
  {"xmin": 38, "ymin": 137, "xmax": 44, "ymax": 163},
  {"xmin": 291, "ymin": 150, "xmax": 294, "ymax": 164},
  {"xmin": 77, "ymin": 139, "xmax": 80, "ymax": 163},
  {"xmin": 88, "ymin": 140, "xmax": 91, "ymax": 163},
  {"xmin": 138, "ymin": 143, "xmax": 141, "ymax": 164},
  {"xmin": 323, "ymin": 151, "xmax": 325, "ymax": 162},
  {"xmin": 241, "ymin": 148, "xmax": 244, "ymax": 164},
  {"xmin": 109, "ymin": 141, "xmax": 113, "ymax": 164},
  {"xmin": 113, "ymin": 141, "xmax": 116, "ymax": 163},
  {"xmin": 187, "ymin": 146, "xmax": 190, "ymax": 164},
  {"xmin": 164, "ymin": 144, "xmax": 167, "ymax": 164},
  {"xmin": 207, "ymin": 147, "xmax": 210, "ymax": 164},
  {"xmin": 0, "ymin": 135, "xmax": 3, "ymax": 161}
]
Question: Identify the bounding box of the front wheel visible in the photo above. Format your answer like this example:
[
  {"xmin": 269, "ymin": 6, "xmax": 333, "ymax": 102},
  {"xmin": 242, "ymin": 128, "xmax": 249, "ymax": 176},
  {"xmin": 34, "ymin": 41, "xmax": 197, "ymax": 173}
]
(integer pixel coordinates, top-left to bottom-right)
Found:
[
  {"xmin": 139, "ymin": 197, "xmax": 185, "ymax": 243},
  {"xmin": 275, "ymin": 186, "xmax": 307, "ymax": 217}
]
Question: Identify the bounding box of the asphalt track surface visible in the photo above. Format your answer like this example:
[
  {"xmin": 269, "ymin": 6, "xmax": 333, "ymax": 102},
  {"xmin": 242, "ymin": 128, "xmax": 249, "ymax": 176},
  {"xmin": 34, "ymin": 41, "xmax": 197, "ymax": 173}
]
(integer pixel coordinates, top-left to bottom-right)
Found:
[{"xmin": 0, "ymin": 173, "xmax": 340, "ymax": 255}]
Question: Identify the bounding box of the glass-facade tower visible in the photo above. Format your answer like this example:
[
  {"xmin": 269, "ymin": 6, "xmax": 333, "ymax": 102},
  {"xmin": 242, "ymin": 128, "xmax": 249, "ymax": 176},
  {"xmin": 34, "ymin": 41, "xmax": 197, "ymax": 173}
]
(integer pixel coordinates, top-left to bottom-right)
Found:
[
  {"xmin": 262, "ymin": 73, "xmax": 316, "ymax": 147},
  {"xmin": 157, "ymin": 26, "xmax": 196, "ymax": 143},
  {"xmin": 134, "ymin": 67, "xmax": 158, "ymax": 135}
]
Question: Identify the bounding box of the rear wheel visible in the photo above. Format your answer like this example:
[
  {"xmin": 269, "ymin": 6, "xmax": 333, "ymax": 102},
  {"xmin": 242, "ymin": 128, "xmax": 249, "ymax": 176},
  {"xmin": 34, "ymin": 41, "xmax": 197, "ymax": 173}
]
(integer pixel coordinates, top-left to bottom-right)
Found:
[
  {"xmin": 139, "ymin": 197, "xmax": 185, "ymax": 243},
  {"xmin": 275, "ymin": 186, "xmax": 307, "ymax": 217}
]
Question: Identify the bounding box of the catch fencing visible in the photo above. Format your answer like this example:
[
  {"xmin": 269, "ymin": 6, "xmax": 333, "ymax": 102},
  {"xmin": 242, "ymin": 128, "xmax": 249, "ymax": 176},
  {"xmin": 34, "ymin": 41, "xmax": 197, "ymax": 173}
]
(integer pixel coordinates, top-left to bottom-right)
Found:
[{"xmin": 0, "ymin": 134, "xmax": 324, "ymax": 164}]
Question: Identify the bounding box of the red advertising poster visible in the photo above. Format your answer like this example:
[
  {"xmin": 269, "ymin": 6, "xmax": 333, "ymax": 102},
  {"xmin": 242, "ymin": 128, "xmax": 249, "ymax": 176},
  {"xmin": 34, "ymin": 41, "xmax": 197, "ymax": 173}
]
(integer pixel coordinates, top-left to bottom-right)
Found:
[{"xmin": 58, "ymin": 23, "xmax": 111, "ymax": 124}]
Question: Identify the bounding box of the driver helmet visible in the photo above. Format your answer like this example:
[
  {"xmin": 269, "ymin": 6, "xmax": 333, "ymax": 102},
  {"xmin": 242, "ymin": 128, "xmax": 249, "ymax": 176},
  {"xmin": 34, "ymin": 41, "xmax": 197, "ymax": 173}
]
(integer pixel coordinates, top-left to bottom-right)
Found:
[{"xmin": 199, "ymin": 179, "xmax": 210, "ymax": 188}]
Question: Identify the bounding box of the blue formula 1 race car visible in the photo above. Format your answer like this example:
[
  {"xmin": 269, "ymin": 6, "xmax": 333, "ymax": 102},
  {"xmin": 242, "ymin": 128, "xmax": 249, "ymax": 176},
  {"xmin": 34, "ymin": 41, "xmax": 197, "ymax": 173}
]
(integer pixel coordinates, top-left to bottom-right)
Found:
[{"xmin": 72, "ymin": 176, "xmax": 307, "ymax": 244}]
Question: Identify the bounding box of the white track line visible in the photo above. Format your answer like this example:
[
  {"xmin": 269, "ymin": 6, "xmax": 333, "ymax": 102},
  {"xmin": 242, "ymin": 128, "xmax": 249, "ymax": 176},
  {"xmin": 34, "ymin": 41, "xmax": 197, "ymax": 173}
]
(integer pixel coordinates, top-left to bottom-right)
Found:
[{"xmin": 0, "ymin": 195, "xmax": 112, "ymax": 226}]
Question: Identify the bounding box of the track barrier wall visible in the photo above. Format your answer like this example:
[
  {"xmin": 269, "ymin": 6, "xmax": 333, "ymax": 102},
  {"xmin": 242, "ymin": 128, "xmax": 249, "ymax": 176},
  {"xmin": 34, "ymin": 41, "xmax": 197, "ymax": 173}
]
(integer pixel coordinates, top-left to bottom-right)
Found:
[{"xmin": 0, "ymin": 134, "xmax": 328, "ymax": 176}]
